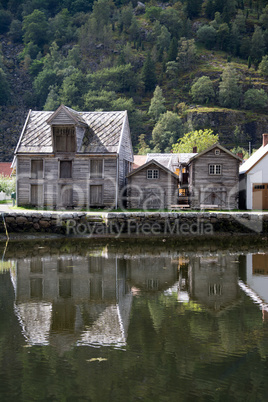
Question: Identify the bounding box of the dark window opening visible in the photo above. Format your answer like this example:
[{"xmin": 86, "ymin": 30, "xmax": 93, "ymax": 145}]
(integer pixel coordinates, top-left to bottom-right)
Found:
[
  {"xmin": 54, "ymin": 126, "xmax": 76, "ymax": 152},
  {"xmin": 60, "ymin": 161, "xmax": 72, "ymax": 178}
]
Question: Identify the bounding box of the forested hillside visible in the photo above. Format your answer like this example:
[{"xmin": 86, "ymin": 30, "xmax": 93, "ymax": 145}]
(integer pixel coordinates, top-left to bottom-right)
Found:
[{"xmin": 1, "ymin": 0, "xmax": 268, "ymax": 161}]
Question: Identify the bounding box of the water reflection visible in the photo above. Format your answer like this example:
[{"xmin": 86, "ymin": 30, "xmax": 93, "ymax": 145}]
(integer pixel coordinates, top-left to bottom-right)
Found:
[
  {"xmin": 8, "ymin": 246, "xmax": 268, "ymax": 349},
  {"xmin": 12, "ymin": 250, "xmax": 178, "ymax": 350},
  {"xmin": 0, "ymin": 241, "xmax": 268, "ymax": 401}
]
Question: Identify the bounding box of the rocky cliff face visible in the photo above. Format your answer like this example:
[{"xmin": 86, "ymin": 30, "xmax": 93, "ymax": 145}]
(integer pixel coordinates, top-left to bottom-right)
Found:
[{"xmin": 184, "ymin": 109, "xmax": 268, "ymax": 149}]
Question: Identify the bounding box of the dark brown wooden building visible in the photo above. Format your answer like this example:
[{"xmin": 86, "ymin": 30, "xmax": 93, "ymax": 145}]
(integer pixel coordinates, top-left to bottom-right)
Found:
[{"xmin": 14, "ymin": 105, "xmax": 133, "ymax": 208}]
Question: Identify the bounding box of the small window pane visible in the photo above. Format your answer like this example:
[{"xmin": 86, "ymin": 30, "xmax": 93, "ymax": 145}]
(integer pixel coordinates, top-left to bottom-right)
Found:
[
  {"xmin": 147, "ymin": 169, "xmax": 159, "ymax": 179},
  {"xmin": 153, "ymin": 169, "xmax": 159, "ymax": 179}
]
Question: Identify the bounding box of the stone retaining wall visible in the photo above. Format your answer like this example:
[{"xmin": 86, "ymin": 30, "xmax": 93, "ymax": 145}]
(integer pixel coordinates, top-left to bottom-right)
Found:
[{"xmin": 0, "ymin": 211, "xmax": 268, "ymax": 237}]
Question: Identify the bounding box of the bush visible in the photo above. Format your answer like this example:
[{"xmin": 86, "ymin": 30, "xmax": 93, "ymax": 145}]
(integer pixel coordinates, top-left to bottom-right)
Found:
[
  {"xmin": 190, "ymin": 76, "xmax": 215, "ymax": 104},
  {"xmin": 243, "ymin": 88, "xmax": 268, "ymax": 110},
  {"xmin": 0, "ymin": 175, "xmax": 15, "ymax": 196}
]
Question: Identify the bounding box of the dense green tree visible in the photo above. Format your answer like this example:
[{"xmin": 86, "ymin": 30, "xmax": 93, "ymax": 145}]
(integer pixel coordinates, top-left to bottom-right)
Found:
[
  {"xmin": 197, "ymin": 25, "xmax": 217, "ymax": 49},
  {"xmin": 145, "ymin": 6, "xmax": 162, "ymax": 22},
  {"xmin": 243, "ymin": 88, "xmax": 268, "ymax": 110},
  {"xmin": 60, "ymin": 68, "xmax": 87, "ymax": 109},
  {"xmin": 219, "ymin": 64, "xmax": 241, "ymax": 108},
  {"xmin": 120, "ymin": 4, "xmax": 133, "ymax": 32},
  {"xmin": 222, "ymin": 0, "xmax": 237, "ymax": 23},
  {"xmin": 260, "ymin": 5, "xmax": 268, "ymax": 29},
  {"xmin": 84, "ymin": 90, "xmax": 135, "ymax": 112},
  {"xmin": 44, "ymin": 85, "xmax": 61, "ymax": 110},
  {"xmin": 251, "ymin": 25, "xmax": 265, "ymax": 66},
  {"xmin": 87, "ymin": 64, "xmax": 137, "ymax": 93},
  {"xmin": 137, "ymin": 134, "xmax": 151, "ymax": 155},
  {"xmin": 190, "ymin": 76, "xmax": 215, "ymax": 104},
  {"xmin": 176, "ymin": 38, "xmax": 197, "ymax": 71},
  {"xmin": 49, "ymin": 8, "xmax": 75, "ymax": 47},
  {"xmin": 22, "ymin": 9, "xmax": 49, "ymax": 47},
  {"xmin": 129, "ymin": 16, "xmax": 140, "ymax": 41},
  {"xmin": 159, "ymin": 8, "xmax": 183, "ymax": 38},
  {"xmin": 172, "ymin": 129, "xmax": 219, "ymax": 153},
  {"xmin": 167, "ymin": 38, "xmax": 178, "ymax": 62},
  {"xmin": 0, "ymin": 9, "xmax": 12, "ymax": 34},
  {"xmin": 148, "ymin": 86, "xmax": 166, "ymax": 122},
  {"xmin": 33, "ymin": 68, "xmax": 58, "ymax": 106},
  {"xmin": 141, "ymin": 52, "xmax": 157, "ymax": 92},
  {"xmin": 217, "ymin": 23, "xmax": 230, "ymax": 50},
  {"xmin": 240, "ymin": 36, "xmax": 251, "ymax": 59},
  {"xmin": 185, "ymin": 0, "xmax": 203, "ymax": 18},
  {"xmin": 8, "ymin": 19, "xmax": 23, "ymax": 42},
  {"xmin": 258, "ymin": 55, "xmax": 268, "ymax": 76},
  {"xmin": 156, "ymin": 26, "xmax": 171, "ymax": 60},
  {"xmin": 152, "ymin": 111, "xmax": 183, "ymax": 152}
]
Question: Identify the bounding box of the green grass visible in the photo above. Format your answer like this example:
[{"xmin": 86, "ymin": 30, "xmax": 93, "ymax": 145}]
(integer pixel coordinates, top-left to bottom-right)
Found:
[{"xmin": 0, "ymin": 200, "xmax": 12, "ymax": 204}]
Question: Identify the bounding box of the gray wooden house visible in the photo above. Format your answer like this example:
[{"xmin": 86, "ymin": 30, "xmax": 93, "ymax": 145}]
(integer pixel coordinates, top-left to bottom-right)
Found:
[
  {"xmin": 188, "ymin": 144, "xmax": 241, "ymax": 209},
  {"xmin": 127, "ymin": 159, "xmax": 179, "ymax": 209},
  {"xmin": 14, "ymin": 105, "xmax": 133, "ymax": 208}
]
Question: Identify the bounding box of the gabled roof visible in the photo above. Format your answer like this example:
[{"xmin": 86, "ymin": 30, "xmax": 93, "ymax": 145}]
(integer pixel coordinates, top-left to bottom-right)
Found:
[
  {"xmin": 127, "ymin": 159, "xmax": 179, "ymax": 179},
  {"xmin": 188, "ymin": 143, "xmax": 242, "ymax": 163},
  {"xmin": 15, "ymin": 105, "xmax": 128, "ymax": 154},
  {"xmin": 146, "ymin": 153, "xmax": 197, "ymax": 170},
  {"xmin": 146, "ymin": 153, "xmax": 178, "ymax": 171},
  {"xmin": 47, "ymin": 104, "xmax": 88, "ymax": 127},
  {"xmin": 239, "ymin": 144, "xmax": 268, "ymax": 174}
]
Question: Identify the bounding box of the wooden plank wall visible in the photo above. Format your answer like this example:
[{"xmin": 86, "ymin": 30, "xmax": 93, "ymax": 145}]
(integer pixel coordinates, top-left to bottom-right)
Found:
[
  {"xmin": 127, "ymin": 164, "xmax": 178, "ymax": 209},
  {"xmin": 17, "ymin": 156, "xmax": 118, "ymax": 208},
  {"xmin": 190, "ymin": 149, "xmax": 240, "ymax": 209}
]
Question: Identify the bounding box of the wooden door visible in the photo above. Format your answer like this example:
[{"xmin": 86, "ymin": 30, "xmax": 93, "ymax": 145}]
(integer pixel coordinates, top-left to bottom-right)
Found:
[
  {"xmin": 253, "ymin": 184, "xmax": 268, "ymax": 210},
  {"xmin": 31, "ymin": 184, "xmax": 43, "ymax": 205},
  {"xmin": 61, "ymin": 185, "xmax": 73, "ymax": 206},
  {"xmin": 90, "ymin": 185, "xmax": 103, "ymax": 206}
]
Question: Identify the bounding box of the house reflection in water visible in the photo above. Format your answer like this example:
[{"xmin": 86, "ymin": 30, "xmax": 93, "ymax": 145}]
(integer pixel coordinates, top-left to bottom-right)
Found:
[
  {"xmin": 239, "ymin": 253, "xmax": 268, "ymax": 322},
  {"xmin": 177, "ymin": 254, "xmax": 241, "ymax": 313},
  {"xmin": 12, "ymin": 251, "xmax": 178, "ymax": 350}
]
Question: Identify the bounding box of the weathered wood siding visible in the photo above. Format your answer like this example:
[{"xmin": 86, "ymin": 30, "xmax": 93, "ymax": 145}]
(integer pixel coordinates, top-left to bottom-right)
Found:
[
  {"xmin": 118, "ymin": 115, "xmax": 133, "ymax": 190},
  {"xmin": 189, "ymin": 149, "xmax": 240, "ymax": 209},
  {"xmin": 50, "ymin": 109, "xmax": 75, "ymax": 125},
  {"xmin": 127, "ymin": 163, "xmax": 178, "ymax": 209},
  {"xmin": 17, "ymin": 155, "xmax": 118, "ymax": 208}
]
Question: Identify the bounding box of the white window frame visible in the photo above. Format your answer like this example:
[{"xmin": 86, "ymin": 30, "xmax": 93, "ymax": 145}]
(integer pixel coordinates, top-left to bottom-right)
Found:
[
  {"xmin": 147, "ymin": 169, "xmax": 159, "ymax": 179},
  {"xmin": 215, "ymin": 149, "xmax": 220, "ymax": 155},
  {"xmin": 209, "ymin": 164, "xmax": 222, "ymax": 175}
]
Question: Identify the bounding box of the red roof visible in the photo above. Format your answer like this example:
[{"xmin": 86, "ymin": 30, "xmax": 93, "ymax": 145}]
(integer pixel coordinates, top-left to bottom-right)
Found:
[
  {"xmin": 0, "ymin": 162, "xmax": 12, "ymax": 177},
  {"xmin": 133, "ymin": 155, "xmax": 147, "ymax": 169}
]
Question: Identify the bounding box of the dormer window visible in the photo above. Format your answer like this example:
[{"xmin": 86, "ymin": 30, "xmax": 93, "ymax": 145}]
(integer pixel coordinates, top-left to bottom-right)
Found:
[{"xmin": 53, "ymin": 126, "xmax": 76, "ymax": 152}]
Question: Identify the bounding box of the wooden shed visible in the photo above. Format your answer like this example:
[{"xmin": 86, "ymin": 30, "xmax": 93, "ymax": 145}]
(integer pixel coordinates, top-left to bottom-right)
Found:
[
  {"xmin": 188, "ymin": 144, "xmax": 241, "ymax": 210},
  {"xmin": 14, "ymin": 105, "xmax": 133, "ymax": 209},
  {"xmin": 127, "ymin": 160, "xmax": 179, "ymax": 210}
]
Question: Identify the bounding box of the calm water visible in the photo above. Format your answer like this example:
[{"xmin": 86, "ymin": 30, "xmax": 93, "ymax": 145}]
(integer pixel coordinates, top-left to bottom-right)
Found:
[{"xmin": 0, "ymin": 239, "xmax": 268, "ymax": 401}]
